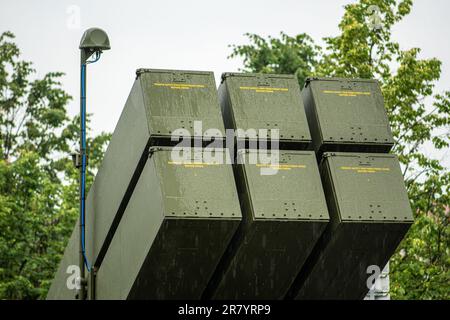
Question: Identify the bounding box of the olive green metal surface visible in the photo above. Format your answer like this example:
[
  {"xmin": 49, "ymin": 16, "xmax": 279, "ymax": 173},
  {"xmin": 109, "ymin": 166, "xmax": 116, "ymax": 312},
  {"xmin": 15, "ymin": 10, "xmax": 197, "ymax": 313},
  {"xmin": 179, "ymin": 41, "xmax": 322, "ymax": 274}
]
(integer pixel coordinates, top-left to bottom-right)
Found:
[
  {"xmin": 204, "ymin": 150, "xmax": 329, "ymax": 299},
  {"xmin": 302, "ymin": 78, "xmax": 394, "ymax": 154},
  {"xmin": 48, "ymin": 70, "xmax": 413, "ymax": 301},
  {"xmin": 95, "ymin": 148, "xmax": 241, "ymax": 299},
  {"xmin": 139, "ymin": 69, "xmax": 225, "ymax": 142},
  {"xmin": 219, "ymin": 73, "xmax": 312, "ymax": 149},
  {"xmin": 87, "ymin": 68, "xmax": 224, "ymax": 261},
  {"xmin": 48, "ymin": 69, "xmax": 225, "ymax": 299},
  {"xmin": 86, "ymin": 68, "xmax": 225, "ymax": 267},
  {"xmin": 287, "ymin": 152, "xmax": 413, "ymax": 299}
]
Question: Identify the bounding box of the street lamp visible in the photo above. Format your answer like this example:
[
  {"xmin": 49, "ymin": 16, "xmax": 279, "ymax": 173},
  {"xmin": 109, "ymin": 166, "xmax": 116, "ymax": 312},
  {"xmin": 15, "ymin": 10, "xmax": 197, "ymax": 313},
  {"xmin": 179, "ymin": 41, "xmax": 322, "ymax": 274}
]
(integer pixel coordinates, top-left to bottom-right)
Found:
[{"xmin": 77, "ymin": 27, "xmax": 110, "ymax": 300}]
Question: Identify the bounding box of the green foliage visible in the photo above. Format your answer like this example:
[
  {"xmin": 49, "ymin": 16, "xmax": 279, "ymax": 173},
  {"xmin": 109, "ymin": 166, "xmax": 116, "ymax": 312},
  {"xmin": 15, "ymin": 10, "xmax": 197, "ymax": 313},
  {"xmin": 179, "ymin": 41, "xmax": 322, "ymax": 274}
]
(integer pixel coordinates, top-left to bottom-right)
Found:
[
  {"xmin": 391, "ymin": 173, "xmax": 450, "ymax": 299},
  {"xmin": 229, "ymin": 32, "xmax": 320, "ymax": 88},
  {"xmin": 0, "ymin": 31, "xmax": 110, "ymax": 299},
  {"xmin": 230, "ymin": 0, "xmax": 449, "ymax": 299}
]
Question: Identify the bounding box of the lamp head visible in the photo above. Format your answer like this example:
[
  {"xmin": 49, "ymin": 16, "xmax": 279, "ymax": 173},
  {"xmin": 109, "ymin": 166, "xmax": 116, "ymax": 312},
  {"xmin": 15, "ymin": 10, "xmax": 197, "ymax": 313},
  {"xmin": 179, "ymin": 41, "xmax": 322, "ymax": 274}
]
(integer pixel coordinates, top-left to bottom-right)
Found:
[{"xmin": 79, "ymin": 27, "xmax": 111, "ymax": 52}]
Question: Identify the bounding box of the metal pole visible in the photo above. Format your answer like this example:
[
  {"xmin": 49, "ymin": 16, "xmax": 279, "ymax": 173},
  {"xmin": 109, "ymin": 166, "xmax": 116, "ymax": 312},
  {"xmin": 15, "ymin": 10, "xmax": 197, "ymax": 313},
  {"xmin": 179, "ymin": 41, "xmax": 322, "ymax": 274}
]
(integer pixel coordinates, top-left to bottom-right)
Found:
[
  {"xmin": 77, "ymin": 27, "xmax": 110, "ymax": 300},
  {"xmin": 79, "ymin": 50, "xmax": 88, "ymax": 300}
]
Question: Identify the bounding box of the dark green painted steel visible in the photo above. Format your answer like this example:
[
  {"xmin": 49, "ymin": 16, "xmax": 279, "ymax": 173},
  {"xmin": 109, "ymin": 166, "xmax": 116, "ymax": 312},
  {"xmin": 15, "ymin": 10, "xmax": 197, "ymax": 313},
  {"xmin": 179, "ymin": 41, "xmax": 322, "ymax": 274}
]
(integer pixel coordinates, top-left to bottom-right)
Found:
[
  {"xmin": 286, "ymin": 152, "xmax": 413, "ymax": 300},
  {"xmin": 95, "ymin": 148, "xmax": 241, "ymax": 299},
  {"xmin": 48, "ymin": 69, "xmax": 226, "ymax": 299},
  {"xmin": 86, "ymin": 69, "xmax": 224, "ymax": 265},
  {"xmin": 48, "ymin": 70, "xmax": 413, "ymax": 300},
  {"xmin": 204, "ymin": 150, "xmax": 329, "ymax": 299},
  {"xmin": 302, "ymin": 78, "xmax": 394, "ymax": 154},
  {"xmin": 219, "ymin": 73, "xmax": 312, "ymax": 150},
  {"xmin": 83, "ymin": 68, "xmax": 226, "ymax": 267},
  {"xmin": 138, "ymin": 69, "xmax": 226, "ymax": 143}
]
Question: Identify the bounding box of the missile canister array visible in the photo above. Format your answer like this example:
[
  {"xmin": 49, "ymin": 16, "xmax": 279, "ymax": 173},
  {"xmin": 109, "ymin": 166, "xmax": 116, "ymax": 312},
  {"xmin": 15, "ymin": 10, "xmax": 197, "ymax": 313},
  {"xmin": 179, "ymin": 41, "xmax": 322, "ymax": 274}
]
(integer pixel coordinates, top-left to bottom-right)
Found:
[
  {"xmin": 285, "ymin": 79, "xmax": 413, "ymax": 299},
  {"xmin": 48, "ymin": 69, "xmax": 239, "ymax": 299},
  {"xmin": 47, "ymin": 70, "xmax": 413, "ymax": 300},
  {"xmin": 203, "ymin": 149, "xmax": 329, "ymax": 299},
  {"xmin": 85, "ymin": 69, "xmax": 227, "ymax": 268},
  {"xmin": 286, "ymin": 152, "xmax": 413, "ymax": 299},
  {"xmin": 97, "ymin": 148, "xmax": 241, "ymax": 299}
]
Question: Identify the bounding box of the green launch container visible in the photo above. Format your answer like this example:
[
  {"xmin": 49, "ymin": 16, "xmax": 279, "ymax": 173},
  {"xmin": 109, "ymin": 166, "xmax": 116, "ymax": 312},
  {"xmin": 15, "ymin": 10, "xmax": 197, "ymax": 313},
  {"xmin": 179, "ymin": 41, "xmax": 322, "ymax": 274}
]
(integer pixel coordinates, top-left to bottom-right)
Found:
[
  {"xmin": 203, "ymin": 150, "xmax": 329, "ymax": 299},
  {"xmin": 286, "ymin": 152, "xmax": 413, "ymax": 300},
  {"xmin": 82, "ymin": 68, "xmax": 226, "ymax": 267},
  {"xmin": 47, "ymin": 69, "xmax": 227, "ymax": 300},
  {"xmin": 95, "ymin": 148, "xmax": 241, "ymax": 299},
  {"xmin": 302, "ymin": 78, "xmax": 394, "ymax": 154},
  {"xmin": 219, "ymin": 73, "xmax": 312, "ymax": 150},
  {"xmin": 134, "ymin": 68, "xmax": 226, "ymax": 145}
]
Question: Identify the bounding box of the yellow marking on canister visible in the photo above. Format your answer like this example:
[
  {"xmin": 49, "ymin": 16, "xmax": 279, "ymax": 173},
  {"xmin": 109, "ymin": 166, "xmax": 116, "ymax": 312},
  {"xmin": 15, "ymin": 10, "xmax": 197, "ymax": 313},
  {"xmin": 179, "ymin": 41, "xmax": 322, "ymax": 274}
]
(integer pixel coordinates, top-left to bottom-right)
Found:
[
  {"xmin": 256, "ymin": 163, "xmax": 306, "ymax": 170},
  {"xmin": 340, "ymin": 166, "xmax": 390, "ymax": 173},
  {"xmin": 168, "ymin": 161, "xmax": 220, "ymax": 168},
  {"xmin": 153, "ymin": 82, "xmax": 206, "ymax": 90},
  {"xmin": 323, "ymin": 90, "xmax": 371, "ymax": 97},
  {"xmin": 240, "ymin": 86, "xmax": 288, "ymax": 93}
]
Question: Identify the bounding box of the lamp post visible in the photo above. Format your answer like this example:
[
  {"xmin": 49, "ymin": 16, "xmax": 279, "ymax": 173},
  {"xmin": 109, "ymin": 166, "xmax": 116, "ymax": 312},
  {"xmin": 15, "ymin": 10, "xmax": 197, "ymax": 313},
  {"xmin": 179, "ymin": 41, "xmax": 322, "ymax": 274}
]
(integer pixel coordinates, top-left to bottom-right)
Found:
[{"xmin": 77, "ymin": 27, "xmax": 110, "ymax": 300}]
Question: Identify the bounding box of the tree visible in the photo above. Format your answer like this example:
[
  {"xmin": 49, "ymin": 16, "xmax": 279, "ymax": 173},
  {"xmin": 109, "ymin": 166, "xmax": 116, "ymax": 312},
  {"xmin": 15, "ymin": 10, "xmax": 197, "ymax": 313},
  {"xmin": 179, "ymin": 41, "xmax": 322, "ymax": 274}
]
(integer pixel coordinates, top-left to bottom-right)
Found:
[
  {"xmin": 0, "ymin": 31, "xmax": 110, "ymax": 299},
  {"xmin": 229, "ymin": 32, "xmax": 320, "ymax": 88},
  {"xmin": 230, "ymin": 0, "xmax": 449, "ymax": 299}
]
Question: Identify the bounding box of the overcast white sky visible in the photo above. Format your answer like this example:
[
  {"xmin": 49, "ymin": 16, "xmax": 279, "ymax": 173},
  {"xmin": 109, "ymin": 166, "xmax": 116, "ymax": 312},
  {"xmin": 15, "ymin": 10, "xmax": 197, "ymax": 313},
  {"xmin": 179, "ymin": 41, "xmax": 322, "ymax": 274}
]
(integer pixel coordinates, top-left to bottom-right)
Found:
[{"xmin": 0, "ymin": 0, "xmax": 449, "ymax": 161}]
